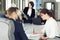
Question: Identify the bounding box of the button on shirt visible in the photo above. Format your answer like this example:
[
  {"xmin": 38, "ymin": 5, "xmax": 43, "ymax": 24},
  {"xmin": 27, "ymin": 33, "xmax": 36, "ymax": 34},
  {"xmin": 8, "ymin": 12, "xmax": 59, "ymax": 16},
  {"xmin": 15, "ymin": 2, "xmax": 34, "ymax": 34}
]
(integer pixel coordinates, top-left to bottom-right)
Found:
[{"xmin": 42, "ymin": 17, "xmax": 59, "ymax": 38}]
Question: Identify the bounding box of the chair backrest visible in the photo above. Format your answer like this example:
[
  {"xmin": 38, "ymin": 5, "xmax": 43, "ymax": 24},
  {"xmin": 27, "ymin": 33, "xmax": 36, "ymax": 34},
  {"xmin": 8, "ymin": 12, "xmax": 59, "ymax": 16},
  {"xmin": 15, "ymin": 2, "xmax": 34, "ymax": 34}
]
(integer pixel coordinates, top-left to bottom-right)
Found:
[
  {"xmin": 0, "ymin": 18, "xmax": 15, "ymax": 40},
  {"xmin": 32, "ymin": 18, "xmax": 42, "ymax": 25}
]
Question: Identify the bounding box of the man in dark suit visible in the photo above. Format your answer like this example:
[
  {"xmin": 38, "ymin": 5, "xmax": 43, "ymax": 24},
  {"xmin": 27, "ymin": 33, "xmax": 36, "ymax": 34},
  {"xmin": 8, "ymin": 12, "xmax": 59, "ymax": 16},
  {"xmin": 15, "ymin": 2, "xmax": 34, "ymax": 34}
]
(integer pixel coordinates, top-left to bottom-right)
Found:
[
  {"xmin": 4, "ymin": 7, "xmax": 28, "ymax": 40},
  {"xmin": 13, "ymin": 19, "xmax": 28, "ymax": 40},
  {"xmin": 22, "ymin": 1, "xmax": 35, "ymax": 23}
]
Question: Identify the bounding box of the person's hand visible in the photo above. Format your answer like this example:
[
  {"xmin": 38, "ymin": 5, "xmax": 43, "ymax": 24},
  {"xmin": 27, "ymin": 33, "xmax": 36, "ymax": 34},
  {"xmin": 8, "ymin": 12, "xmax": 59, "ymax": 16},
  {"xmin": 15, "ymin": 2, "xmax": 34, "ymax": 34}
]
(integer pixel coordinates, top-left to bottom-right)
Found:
[
  {"xmin": 40, "ymin": 36, "xmax": 48, "ymax": 40},
  {"xmin": 23, "ymin": 15, "xmax": 28, "ymax": 19},
  {"xmin": 33, "ymin": 30, "xmax": 43, "ymax": 34}
]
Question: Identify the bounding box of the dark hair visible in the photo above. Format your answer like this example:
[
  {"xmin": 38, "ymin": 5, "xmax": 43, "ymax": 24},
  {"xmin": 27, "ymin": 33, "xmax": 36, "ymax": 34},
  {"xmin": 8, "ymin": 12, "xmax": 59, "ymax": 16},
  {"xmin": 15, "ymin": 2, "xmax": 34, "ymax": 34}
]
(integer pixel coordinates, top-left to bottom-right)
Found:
[
  {"xmin": 40, "ymin": 8, "xmax": 55, "ymax": 19},
  {"xmin": 14, "ymin": 7, "xmax": 19, "ymax": 10},
  {"xmin": 5, "ymin": 10, "xmax": 7, "ymax": 14},
  {"xmin": 28, "ymin": 1, "xmax": 34, "ymax": 7},
  {"xmin": 7, "ymin": 7, "xmax": 17, "ymax": 15}
]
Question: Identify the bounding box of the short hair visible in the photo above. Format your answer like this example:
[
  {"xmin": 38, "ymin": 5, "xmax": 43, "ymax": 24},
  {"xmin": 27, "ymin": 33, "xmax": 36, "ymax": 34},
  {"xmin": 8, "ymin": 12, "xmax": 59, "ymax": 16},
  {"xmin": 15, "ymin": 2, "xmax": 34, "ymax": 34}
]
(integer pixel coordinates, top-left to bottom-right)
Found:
[
  {"xmin": 5, "ymin": 10, "xmax": 7, "ymax": 14},
  {"xmin": 14, "ymin": 7, "xmax": 19, "ymax": 10},
  {"xmin": 28, "ymin": 1, "xmax": 34, "ymax": 7},
  {"xmin": 7, "ymin": 7, "xmax": 17, "ymax": 15}
]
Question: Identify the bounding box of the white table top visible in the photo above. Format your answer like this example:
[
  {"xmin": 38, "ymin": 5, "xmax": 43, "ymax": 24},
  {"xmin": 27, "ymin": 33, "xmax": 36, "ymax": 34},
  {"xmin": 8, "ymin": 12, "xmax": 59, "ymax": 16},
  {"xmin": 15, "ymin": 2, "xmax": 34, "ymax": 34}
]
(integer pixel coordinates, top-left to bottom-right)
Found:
[
  {"xmin": 23, "ymin": 23, "xmax": 43, "ymax": 40},
  {"xmin": 23, "ymin": 23, "xmax": 60, "ymax": 40}
]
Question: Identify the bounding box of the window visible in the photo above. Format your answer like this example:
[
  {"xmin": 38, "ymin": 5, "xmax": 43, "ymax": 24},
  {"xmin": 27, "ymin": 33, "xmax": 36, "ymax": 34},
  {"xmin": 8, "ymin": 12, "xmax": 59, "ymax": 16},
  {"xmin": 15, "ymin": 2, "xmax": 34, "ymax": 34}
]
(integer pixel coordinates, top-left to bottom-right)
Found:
[
  {"xmin": 0, "ymin": 0, "xmax": 5, "ymax": 13},
  {"xmin": 13, "ymin": 0, "xmax": 23, "ymax": 10}
]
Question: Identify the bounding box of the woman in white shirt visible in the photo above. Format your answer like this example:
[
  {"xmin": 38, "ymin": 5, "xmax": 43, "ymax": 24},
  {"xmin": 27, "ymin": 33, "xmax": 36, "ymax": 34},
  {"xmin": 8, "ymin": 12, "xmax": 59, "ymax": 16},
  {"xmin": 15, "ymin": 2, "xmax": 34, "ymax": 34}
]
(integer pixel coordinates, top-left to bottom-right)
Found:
[{"xmin": 39, "ymin": 8, "xmax": 59, "ymax": 40}]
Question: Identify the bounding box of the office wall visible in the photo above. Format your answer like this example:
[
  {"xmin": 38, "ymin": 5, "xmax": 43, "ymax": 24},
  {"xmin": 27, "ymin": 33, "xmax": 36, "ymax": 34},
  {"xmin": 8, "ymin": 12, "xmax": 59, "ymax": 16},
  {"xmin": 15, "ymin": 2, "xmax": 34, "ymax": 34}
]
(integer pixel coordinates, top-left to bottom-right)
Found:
[
  {"xmin": 42, "ymin": 0, "xmax": 55, "ymax": 7},
  {"xmin": 6, "ymin": 0, "xmax": 11, "ymax": 10},
  {"xmin": 55, "ymin": 2, "xmax": 58, "ymax": 20},
  {"xmin": 23, "ymin": 0, "xmax": 30, "ymax": 9},
  {"xmin": 54, "ymin": 2, "xmax": 60, "ymax": 20},
  {"xmin": 57, "ymin": 2, "xmax": 60, "ymax": 20}
]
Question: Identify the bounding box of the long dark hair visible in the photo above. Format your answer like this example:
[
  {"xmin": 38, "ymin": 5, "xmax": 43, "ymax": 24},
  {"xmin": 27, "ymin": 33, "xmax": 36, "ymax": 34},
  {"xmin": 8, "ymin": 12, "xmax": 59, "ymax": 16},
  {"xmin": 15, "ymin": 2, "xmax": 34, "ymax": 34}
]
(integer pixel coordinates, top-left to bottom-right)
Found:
[
  {"xmin": 28, "ymin": 1, "xmax": 34, "ymax": 8},
  {"xmin": 40, "ymin": 8, "xmax": 55, "ymax": 19}
]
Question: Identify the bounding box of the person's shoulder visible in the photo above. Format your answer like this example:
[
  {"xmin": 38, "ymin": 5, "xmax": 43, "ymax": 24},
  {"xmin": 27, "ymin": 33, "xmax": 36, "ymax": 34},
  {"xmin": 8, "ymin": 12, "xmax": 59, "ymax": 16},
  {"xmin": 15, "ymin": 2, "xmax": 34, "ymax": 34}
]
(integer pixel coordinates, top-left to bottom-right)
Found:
[
  {"xmin": 51, "ymin": 18, "xmax": 57, "ymax": 23},
  {"xmin": 0, "ymin": 18, "xmax": 14, "ymax": 25},
  {"xmin": 24, "ymin": 7, "xmax": 28, "ymax": 9},
  {"xmin": 47, "ymin": 17, "xmax": 57, "ymax": 25},
  {"xmin": 32, "ymin": 8, "xmax": 35, "ymax": 11}
]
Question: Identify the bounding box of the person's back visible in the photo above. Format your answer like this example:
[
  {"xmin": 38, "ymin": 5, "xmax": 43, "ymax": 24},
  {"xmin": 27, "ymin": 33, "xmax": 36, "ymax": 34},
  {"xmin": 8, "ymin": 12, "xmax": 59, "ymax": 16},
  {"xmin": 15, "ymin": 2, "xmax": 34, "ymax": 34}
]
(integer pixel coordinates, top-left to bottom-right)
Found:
[
  {"xmin": 0, "ymin": 18, "xmax": 15, "ymax": 40},
  {"xmin": 0, "ymin": 18, "xmax": 9, "ymax": 40},
  {"xmin": 4, "ymin": 7, "xmax": 28, "ymax": 40},
  {"xmin": 12, "ymin": 19, "xmax": 28, "ymax": 40},
  {"xmin": 44, "ymin": 17, "xmax": 59, "ymax": 38},
  {"xmin": 2, "ymin": 16, "xmax": 28, "ymax": 40}
]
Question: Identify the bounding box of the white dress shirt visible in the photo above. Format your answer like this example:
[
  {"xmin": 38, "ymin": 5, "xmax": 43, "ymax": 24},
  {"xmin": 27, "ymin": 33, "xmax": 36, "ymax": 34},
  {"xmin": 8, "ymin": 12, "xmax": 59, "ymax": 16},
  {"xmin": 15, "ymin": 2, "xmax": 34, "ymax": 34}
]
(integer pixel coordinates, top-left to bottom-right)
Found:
[
  {"xmin": 42, "ymin": 17, "xmax": 59, "ymax": 38},
  {"xmin": 27, "ymin": 9, "xmax": 32, "ymax": 16}
]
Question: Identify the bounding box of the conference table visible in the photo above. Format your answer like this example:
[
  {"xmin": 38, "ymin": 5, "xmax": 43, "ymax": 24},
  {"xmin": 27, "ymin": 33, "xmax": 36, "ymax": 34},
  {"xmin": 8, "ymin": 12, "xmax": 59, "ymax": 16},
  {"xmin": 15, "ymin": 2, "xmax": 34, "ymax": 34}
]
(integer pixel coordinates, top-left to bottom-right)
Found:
[{"xmin": 23, "ymin": 23, "xmax": 60, "ymax": 40}]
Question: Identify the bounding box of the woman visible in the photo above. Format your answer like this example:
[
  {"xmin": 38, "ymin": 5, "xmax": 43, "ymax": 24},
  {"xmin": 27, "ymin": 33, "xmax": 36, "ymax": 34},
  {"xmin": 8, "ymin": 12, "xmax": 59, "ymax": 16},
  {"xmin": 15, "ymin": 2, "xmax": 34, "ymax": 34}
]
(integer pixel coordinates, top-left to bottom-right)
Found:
[
  {"xmin": 22, "ymin": 1, "xmax": 35, "ymax": 23},
  {"xmin": 39, "ymin": 8, "xmax": 59, "ymax": 40},
  {"xmin": 37, "ymin": 9, "xmax": 46, "ymax": 24},
  {"xmin": 4, "ymin": 7, "xmax": 28, "ymax": 40}
]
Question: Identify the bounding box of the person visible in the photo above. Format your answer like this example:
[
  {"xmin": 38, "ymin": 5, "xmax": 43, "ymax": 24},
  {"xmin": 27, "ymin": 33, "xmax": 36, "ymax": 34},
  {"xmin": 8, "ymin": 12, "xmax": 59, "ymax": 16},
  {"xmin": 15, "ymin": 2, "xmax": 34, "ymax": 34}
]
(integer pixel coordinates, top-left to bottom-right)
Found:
[
  {"xmin": 22, "ymin": 1, "xmax": 35, "ymax": 23},
  {"xmin": 14, "ymin": 7, "xmax": 22, "ymax": 23},
  {"xmin": 37, "ymin": 9, "xmax": 46, "ymax": 24},
  {"xmin": 4, "ymin": 7, "xmax": 28, "ymax": 40},
  {"xmin": 39, "ymin": 8, "xmax": 59, "ymax": 40}
]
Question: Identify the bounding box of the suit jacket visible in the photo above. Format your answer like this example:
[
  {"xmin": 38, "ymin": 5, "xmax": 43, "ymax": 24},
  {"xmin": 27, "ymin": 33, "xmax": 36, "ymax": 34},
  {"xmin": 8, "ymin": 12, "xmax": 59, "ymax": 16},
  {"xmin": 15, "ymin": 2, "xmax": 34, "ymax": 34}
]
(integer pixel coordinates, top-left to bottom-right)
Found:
[
  {"xmin": 23, "ymin": 7, "xmax": 35, "ymax": 18},
  {"xmin": 12, "ymin": 19, "xmax": 28, "ymax": 40},
  {"xmin": 3, "ymin": 15, "xmax": 28, "ymax": 40}
]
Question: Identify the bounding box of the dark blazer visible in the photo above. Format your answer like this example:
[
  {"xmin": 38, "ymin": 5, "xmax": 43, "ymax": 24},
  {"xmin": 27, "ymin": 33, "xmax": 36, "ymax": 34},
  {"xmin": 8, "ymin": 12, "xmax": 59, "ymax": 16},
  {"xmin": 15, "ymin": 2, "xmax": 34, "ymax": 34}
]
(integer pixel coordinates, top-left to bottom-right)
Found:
[
  {"xmin": 3, "ymin": 15, "xmax": 28, "ymax": 40},
  {"xmin": 23, "ymin": 7, "xmax": 35, "ymax": 23},
  {"xmin": 13, "ymin": 20, "xmax": 28, "ymax": 40},
  {"xmin": 23, "ymin": 7, "xmax": 35, "ymax": 18}
]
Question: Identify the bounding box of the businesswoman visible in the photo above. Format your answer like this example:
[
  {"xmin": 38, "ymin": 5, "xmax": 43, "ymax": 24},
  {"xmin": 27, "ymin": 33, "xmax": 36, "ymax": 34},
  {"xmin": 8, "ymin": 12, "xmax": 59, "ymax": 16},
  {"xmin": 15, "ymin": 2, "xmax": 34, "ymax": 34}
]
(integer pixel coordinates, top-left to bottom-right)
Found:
[
  {"xmin": 22, "ymin": 1, "xmax": 35, "ymax": 23},
  {"xmin": 4, "ymin": 7, "xmax": 28, "ymax": 40},
  {"xmin": 39, "ymin": 8, "xmax": 59, "ymax": 40}
]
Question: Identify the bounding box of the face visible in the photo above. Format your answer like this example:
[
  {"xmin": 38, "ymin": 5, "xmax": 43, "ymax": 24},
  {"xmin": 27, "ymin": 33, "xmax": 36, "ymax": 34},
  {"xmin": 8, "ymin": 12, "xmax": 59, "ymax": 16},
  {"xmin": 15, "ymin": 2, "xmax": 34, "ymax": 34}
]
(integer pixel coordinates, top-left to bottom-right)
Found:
[
  {"xmin": 40, "ymin": 13, "xmax": 47, "ymax": 20},
  {"xmin": 11, "ymin": 11, "xmax": 18, "ymax": 20},
  {"xmin": 28, "ymin": 3, "xmax": 32, "ymax": 8},
  {"xmin": 16, "ymin": 10, "xmax": 20, "ymax": 15}
]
